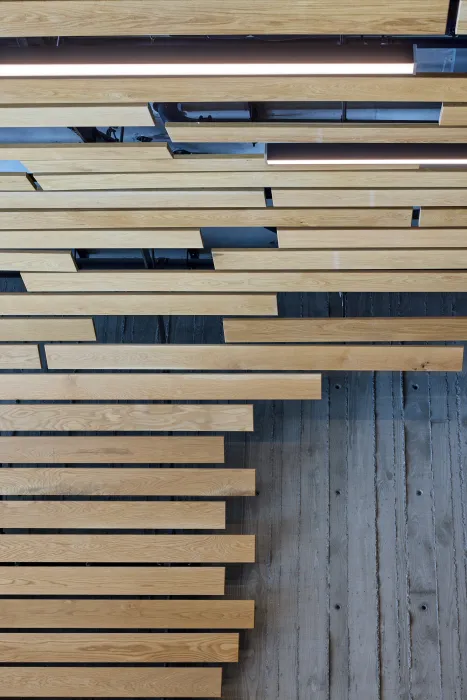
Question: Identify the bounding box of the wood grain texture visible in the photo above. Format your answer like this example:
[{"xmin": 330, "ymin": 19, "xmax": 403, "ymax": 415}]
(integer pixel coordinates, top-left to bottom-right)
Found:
[
  {"xmin": 0, "ymin": 402, "xmax": 253, "ymax": 432},
  {"xmin": 0, "ymin": 142, "xmax": 171, "ymax": 161},
  {"xmin": 0, "ymin": 598, "xmax": 255, "ymax": 629},
  {"xmin": 44, "ymin": 342, "xmax": 463, "ymax": 372},
  {"xmin": 0, "ymin": 345, "xmax": 40, "ymax": 368},
  {"xmin": 0, "ymin": 372, "xmax": 321, "ymax": 401},
  {"xmin": 0, "ymin": 436, "xmax": 224, "ymax": 464},
  {"xmin": 0, "ymin": 317, "xmax": 95, "ymax": 340},
  {"xmin": 0, "ymin": 565, "xmax": 226, "ymax": 595},
  {"xmin": 0, "ymin": 250, "xmax": 76, "ymax": 271},
  {"xmin": 457, "ymin": 0, "xmax": 467, "ymax": 32},
  {"xmin": 0, "ymin": 632, "xmax": 239, "ymax": 663},
  {"xmin": 0, "ymin": 228, "xmax": 203, "ymax": 248},
  {"xmin": 0, "ymin": 467, "xmax": 255, "ymax": 497},
  {"xmin": 277, "ymin": 227, "xmax": 467, "ymax": 248},
  {"xmin": 0, "ymin": 500, "xmax": 226, "ymax": 529},
  {"xmin": 0, "ymin": 174, "xmax": 34, "ymax": 190},
  {"xmin": 0, "ymin": 534, "xmax": 255, "ymax": 563},
  {"xmin": 223, "ymin": 317, "xmax": 467, "ymax": 342},
  {"xmin": 0, "ymin": 293, "xmax": 278, "ymax": 317},
  {"xmin": 420, "ymin": 208, "xmax": 467, "ymax": 226},
  {"xmin": 273, "ymin": 188, "xmax": 467, "ymax": 208},
  {"xmin": 439, "ymin": 103, "xmax": 467, "ymax": 125},
  {"xmin": 0, "ymin": 104, "xmax": 154, "ymax": 127},
  {"xmin": 0, "ymin": 667, "xmax": 222, "ymax": 698}
]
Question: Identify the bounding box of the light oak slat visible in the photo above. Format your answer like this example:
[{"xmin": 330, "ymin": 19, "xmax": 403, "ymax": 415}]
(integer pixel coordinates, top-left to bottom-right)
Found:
[
  {"xmin": 0, "ymin": 535, "xmax": 256, "ymax": 563},
  {"xmin": 223, "ymin": 317, "xmax": 467, "ymax": 343},
  {"xmin": 0, "ymin": 667, "xmax": 222, "ymax": 698},
  {"xmin": 457, "ymin": 0, "xmax": 467, "ymax": 32},
  {"xmin": 0, "ymin": 318, "xmax": 96, "ymax": 341},
  {"xmin": 272, "ymin": 188, "xmax": 467, "ymax": 208},
  {"xmin": 0, "ymin": 104, "xmax": 153, "ymax": 127},
  {"xmin": 212, "ymin": 248, "xmax": 467, "ymax": 270},
  {"xmin": 0, "ymin": 229, "xmax": 203, "ymax": 249},
  {"xmin": 0, "ymin": 293, "xmax": 278, "ymax": 317},
  {"xmin": 0, "ymin": 345, "xmax": 40, "ymax": 369},
  {"xmin": 0, "ymin": 632, "xmax": 239, "ymax": 663},
  {"xmin": 0, "ymin": 174, "xmax": 34, "ymax": 191},
  {"xmin": 0, "ymin": 251, "xmax": 76, "ymax": 271},
  {"xmin": 0, "ymin": 403, "xmax": 254, "ymax": 432},
  {"xmin": 0, "ymin": 468, "xmax": 256, "ymax": 497},
  {"xmin": 440, "ymin": 104, "xmax": 467, "ymax": 125},
  {"xmin": 0, "ymin": 598, "xmax": 255, "ymax": 628},
  {"xmin": 0, "ymin": 373, "xmax": 322, "ymax": 401},
  {"xmin": 0, "ymin": 143, "xmax": 171, "ymax": 161},
  {"xmin": 0, "ymin": 190, "xmax": 265, "ymax": 209},
  {"xmin": 0, "ymin": 565, "xmax": 226, "ymax": 595},
  {"xmin": 420, "ymin": 208, "xmax": 467, "ymax": 226},
  {"xmin": 0, "ymin": 436, "xmax": 224, "ymax": 464},
  {"xmin": 0, "ymin": 208, "xmax": 412, "ymax": 229},
  {"xmin": 277, "ymin": 228, "xmax": 467, "ymax": 249},
  {"xmin": 0, "ymin": 501, "xmax": 226, "ymax": 530}
]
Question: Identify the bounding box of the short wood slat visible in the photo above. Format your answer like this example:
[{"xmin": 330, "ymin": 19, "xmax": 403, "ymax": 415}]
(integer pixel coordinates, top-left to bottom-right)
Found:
[
  {"xmin": 0, "ymin": 104, "xmax": 154, "ymax": 127},
  {"xmin": 0, "ymin": 318, "xmax": 95, "ymax": 341},
  {"xmin": 272, "ymin": 188, "xmax": 467, "ymax": 207},
  {"xmin": 0, "ymin": 143, "xmax": 171, "ymax": 161},
  {"xmin": 440, "ymin": 103, "xmax": 467, "ymax": 125},
  {"xmin": 0, "ymin": 345, "xmax": 40, "ymax": 369},
  {"xmin": 420, "ymin": 208, "xmax": 467, "ymax": 226},
  {"xmin": 0, "ymin": 251, "xmax": 76, "ymax": 271},
  {"xmin": 277, "ymin": 227, "xmax": 467, "ymax": 249},
  {"xmin": 0, "ymin": 174, "xmax": 34, "ymax": 191},
  {"xmin": 0, "ymin": 229, "xmax": 203, "ymax": 249}
]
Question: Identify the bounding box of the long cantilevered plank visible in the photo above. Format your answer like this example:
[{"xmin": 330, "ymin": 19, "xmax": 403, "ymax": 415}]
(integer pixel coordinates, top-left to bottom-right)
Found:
[
  {"xmin": 0, "ymin": 318, "xmax": 96, "ymax": 340},
  {"xmin": 0, "ymin": 667, "xmax": 222, "ymax": 698},
  {"xmin": 0, "ymin": 373, "xmax": 321, "ymax": 401},
  {"xmin": 0, "ymin": 436, "xmax": 224, "ymax": 464},
  {"xmin": 43, "ymin": 342, "xmax": 462, "ymax": 372},
  {"xmin": 277, "ymin": 228, "xmax": 467, "ymax": 249},
  {"xmin": 0, "ymin": 104, "xmax": 154, "ymax": 127},
  {"xmin": 0, "ymin": 632, "xmax": 239, "ymax": 663},
  {"xmin": 0, "ymin": 501, "xmax": 226, "ymax": 530},
  {"xmin": 0, "ymin": 468, "xmax": 255, "ymax": 497},
  {"xmin": 0, "ymin": 403, "xmax": 254, "ymax": 432},
  {"xmin": 0, "ymin": 293, "xmax": 278, "ymax": 317},
  {"xmin": 0, "ymin": 534, "xmax": 255, "ymax": 563},
  {"xmin": 0, "ymin": 229, "xmax": 203, "ymax": 248},
  {"xmin": 224, "ymin": 317, "xmax": 467, "ymax": 343},
  {"xmin": 420, "ymin": 208, "xmax": 467, "ymax": 226},
  {"xmin": 0, "ymin": 173, "xmax": 34, "ymax": 191},
  {"xmin": 0, "ymin": 251, "xmax": 76, "ymax": 271},
  {"xmin": 0, "ymin": 566, "xmax": 226, "ymax": 595},
  {"xmin": 0, "ymin": 143, "xmax": 171, "ymax": 161},
  {"xmin": 0, "ymin": 345, "xmax": 40, "ymax": 369},
  {"xmin": 273, "ymin": 188, "xmax": 467, "ymax": 207}
]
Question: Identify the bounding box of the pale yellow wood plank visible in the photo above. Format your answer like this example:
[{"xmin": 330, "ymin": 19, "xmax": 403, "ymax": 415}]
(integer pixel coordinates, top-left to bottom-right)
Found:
[
  {"xmin": 0, "ymin": 565, "xmax": 226, "ymax": 595},
  {"xmin": 0, "ymin": 632, "xmax": 238, "ymax": 663},
  {"xmin": 0, "ymin": 251, "xmax": 76, "ymax": 271},
  {"xmin": 0, "ymin": 534, "xmax": 255, "ymax": 563},
  {"xmin": 0, "ymin": 318, "xmax": 95, "ymax": 341},
  {"xmin": 440, "ymin": 103, "xmax": 467, "ymax": 125},
  {"xmin": 277, "ymin": 228, "xmax": 467, "ymax": 249},
  {"xmin": 420, "ymin": 208, "xmax": 467, "ymax": 226},
  {"xmin": 0, "ymin": 345, "xmax": 40, "ymax": 369},
  {"xmin": 0, "ymin": 403, "xmax": 253, "ymax": 432},
  {"xmin": 0, "ymin": 104, "xmax": 154, "ymax": 127},
  {"xmin": 0, "ymin": 229, "xmax": 203, "ymax": 248},
  {"xmin": 457, "ymin": 0, "xmax": 467, "ymax": 32},
  {"xmin": 0, "ymin": 372, "xmax": 321, "ymax": 401},
  {"xmin": 0, "ymin": 467, "xmax": 255, "ymax": 497},
  {"xmin": 0, "ymin": 436, "xmax": 224, "ymax": 464},
  {"xmin": 0, "ymin": 598, "xmax": 254, "ymax": 628},
  {"xmin": 272, "ymin": 188, "xmax": 467, "ymax": 207},
  {"xmin": 0, "ymin": 501, "xmax": 226, "ymax": 529},
  {"xmin": 0, "ymin": 293, "xmax": 278, "ymax": 317},
  {"xmin": 0, "ymin": 174, "xmax": 34, "ymax": 191},
  {"xmin": 0, "ymin": 143, "xmax": 171, "ymax": 161},
  {"xmin": 0, "ymin": 667, "xmax": 222, "ymax": 698}
]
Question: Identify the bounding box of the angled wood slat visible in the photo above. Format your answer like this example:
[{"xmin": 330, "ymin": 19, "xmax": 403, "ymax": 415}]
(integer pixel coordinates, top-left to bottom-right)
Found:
[
  {"xmin": 0, "ymin": 598, "xmax": 255, "ymax": 629},
  {"xmin": 0, "ymin": 501, "xmax": 226, "ymax": 530},
  {"xmin": 0, "ymin": 667, "xmax": 222, "ymax": 698},
  {"xmin": 0, "ymin": 228, "xmax": 203, "ymax": 249},
  {"xmin": 439, "ymin": 104, "xmax": 467, "ymax": 125},
  {"xmin": 0, "ymin": 143, "xmax": 171, "ymax": 161},
  {"xmin": 0, "ymin": 468, "xmax": 255, "ymax": 497},
  {"xmin": 0, "ymin": 436, "xmax": 224, "ymax": 464},
  {"xmin": 0, "ymin": 250, "xmax": 76, "ymax": 271},
  {"xmin": 0, "ymin": 565, "xmax": 226, "ymax": 595},
  {"xmin": 0, "ymin": 317, "xmax": 96, "ymax": 341},
  {"xmin": 0, "ymin": 534, "xmax": 256, "ymax": 563},
  {"xmin": 273, "ymin": 188, "xmax": 467, "ymax": 208},
  {"xmin": 277, "ymin": 228, "xmax": 467, "ymax": 249},
  {"xmin": 420, "ymin": 208, "xmax": 467, "ymax": 226},
  {"xmin": 224, "ymin": 317, "xmax": 467, "ymax": 343},
  {"xmin": 0, "ymin": 174, "xmax": 34, "ymax": 191},
  {"xmin": 0, "ymin": 293, "xmax": 278, "ymax": 317},
  {"xmin": 0, "ymin": 104, "xmax": 154, "ymax": 127},
  {"xmin": 0, "ymin": 373, "xmax": 321, "ymax": 401},
  {"xmin": 0, "ymin": 632, "xmax": 239, "ymax": 663},
  {"xmin": 0, "ymin": 403, "xmax": 253, "ymax": 432},
  {"xmin": 0, "ymin": 345, "xmax": 40, "ymax": 369},
  {"xmin": 457, "ymin": 0, "xmax": 467, "ymax": 32}
]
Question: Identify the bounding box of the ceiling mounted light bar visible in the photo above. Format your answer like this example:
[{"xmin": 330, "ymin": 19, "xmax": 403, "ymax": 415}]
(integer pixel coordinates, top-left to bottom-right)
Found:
[
  {"xmin": 266, "ymin": 143, "xmax": 467, "ymax": 166},
  {"xmin": 0, "ymin": 40, "xmax": 415, "ymax": 77}
]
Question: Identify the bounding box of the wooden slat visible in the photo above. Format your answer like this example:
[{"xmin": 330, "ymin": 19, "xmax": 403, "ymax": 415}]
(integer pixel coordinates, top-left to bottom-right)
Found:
[
  {"xmin": 0, "ymin": 208, "xmax": 412, "ymax": 229},
  {"xmin": 277, "ymin": 228, "xmax": 467, "ymax": 249},
  {"xmin": 0, "ymin": 468, "xmax": 255, "ymax": 497},
  {"xmin": 0, "ymin": 251, "xmax": 76, "ymax": 271},
  {"xmin": 0, "ymin": 501, "xmax": 226, "ymax": 529},
  {"xmin": 0, "ymin": 317, "xmax": 95, "ymax": 340},
  {"xmin": 0, "ymin": 534, "xmax": 256, "ymax": 563},
  {"xmin": 0, "ymin": 565, "xmax": 226, "ymax": 595},
  {"xmin": 457, "ymin": 0, "xmax": 467, "ymax": 32},
  {"xmin": 0, "ymin": 293, "xmax": 278, "ymax": 317},
  {"xmin": 0, "ymin": 143, "xmax": 171, "ymax": 161},
  {"xmin": 0, "ymin": 436, "xmax": 224, "ymax": 464},
  {"xmin": 420, "ymin": 208, "xmax": 467, "ymax": 226},
  {"xmin": 439, "ymin": 104, "xmax": 467, "ymax": 125},
  {"xmin": 0, "ymin": 104, "xmax": 153, "ymax": 127},
  {"xmin": 0, "ymin": 598, "xmax": 255, "ymax": 628},
  {"xmin": 0, "ymin": 345, "xmax": 40, "ymax": 369},
  {"xmin": 0, "ymin": 174, "xmax": 34, "ymax": 191},
  {"xmin": 272, "ymin": 188, "xmax": 467, "ymax": 208},
  {"xmin": 0, "ymin": 667, "xmax": 222, "ymax": 698},
  {"xmin": 0, "ymin": 403, "xmax": 254, "ymax": 432},
  {"xmin": 0, "ymin": 228, "xmax": 203, "ymax": 248},
  {"xmin": 0, "ymin": 632, "xmax": 238, "ymax": 663},
  {"xmin": 223, "ymin": 317, "xmax": 467, "ymax": 342},
  {"xmin": 0, "ymin": 373, "xmax": 322, "ymax": 401},
  {"xmin": 212, "ymin": 248, "xmax": 467, "ymax": 270}
]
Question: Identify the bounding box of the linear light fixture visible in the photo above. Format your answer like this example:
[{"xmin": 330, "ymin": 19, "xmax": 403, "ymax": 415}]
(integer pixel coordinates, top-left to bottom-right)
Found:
[
  {"xmin": 0, "ymin": 40, "xmax": 415, "ymax": 77},
  {"xmin": 266, "ymin": 143, "xmax": 467, "ymax": 166}
]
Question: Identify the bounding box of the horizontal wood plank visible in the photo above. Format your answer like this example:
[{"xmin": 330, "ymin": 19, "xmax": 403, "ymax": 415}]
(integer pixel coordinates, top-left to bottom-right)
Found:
[
  {"xmin": 0, "ymin": 228, "xmax": 203, "ymax": 248},
  {"xmin": 439, "ymin": 103, "xmax": 467, "ymax": 125},
  {"xmin": 0, "ymin": 143, "xmax": 171, "ymax": 161},
  {"xmin": 273, "ymin": 188, "xmax": 467, "ymax": 207},
  {"xmin": 0, "ymin": 174, "xmax": 34, "ymax": 191},
  {"xmin": 0, "ymin": 436, "xmax": 224, "ymax": 464},
  {"xmin": 420, "ymin": 208, "xmax": 467, "ymax": 226},
  {"xmin": 277, "ymin": 227, "xmax": 467, "ymax": 249},
  {"xmin": 0, "ymin": 345, "xmax": 40, "ymax": 369},
  {"xmin": 0, "ymin": 317, "xmax": 95, "ymax": 340},
  {"xmin": 0, "ymin": 104, "xmax": 154, "ymax": 127},
  {"xmin": 0, "ymin": 250, "xmax": 76, "ymax": 271},
  {"xmin": 0, "ymin": 565, "xmax": 226, "ymax": 595}
]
